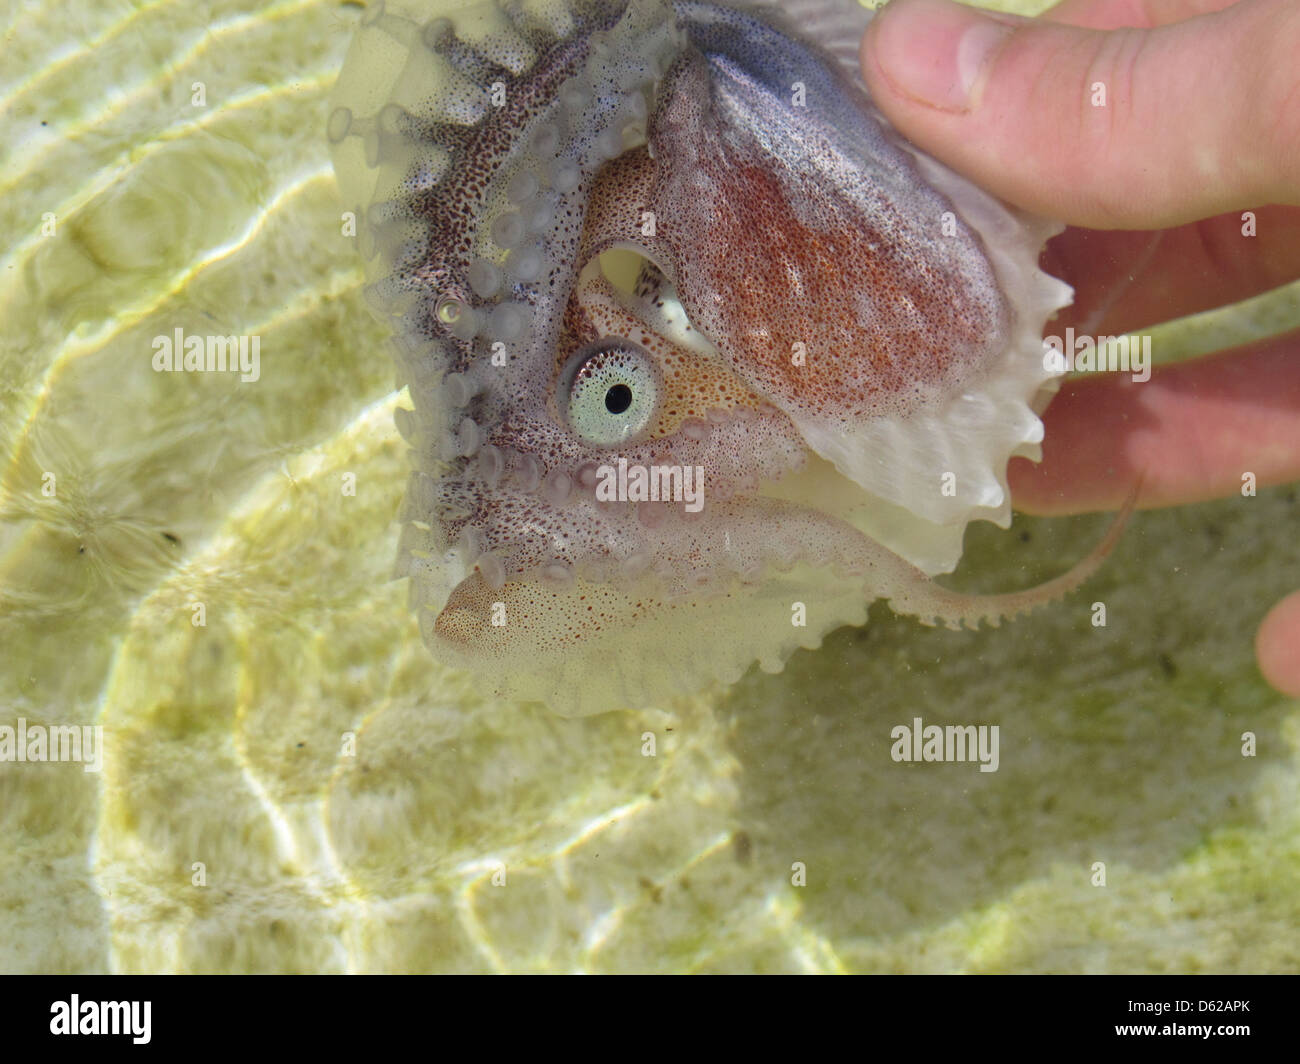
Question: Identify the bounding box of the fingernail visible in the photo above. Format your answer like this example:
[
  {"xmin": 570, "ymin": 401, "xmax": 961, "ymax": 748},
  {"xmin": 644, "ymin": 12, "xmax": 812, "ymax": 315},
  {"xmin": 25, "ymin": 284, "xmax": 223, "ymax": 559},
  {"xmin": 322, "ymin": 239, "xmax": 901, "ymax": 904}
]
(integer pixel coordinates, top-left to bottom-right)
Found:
[{"xmin": 870, "ymin": 0, "xmax": 1017, "ymax": 113}]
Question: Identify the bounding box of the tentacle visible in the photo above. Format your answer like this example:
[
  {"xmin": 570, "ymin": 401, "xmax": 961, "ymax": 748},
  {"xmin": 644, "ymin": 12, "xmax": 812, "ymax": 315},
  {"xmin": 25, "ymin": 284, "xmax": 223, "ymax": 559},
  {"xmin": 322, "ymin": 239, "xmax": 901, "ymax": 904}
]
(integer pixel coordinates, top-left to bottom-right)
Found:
[{"xmin": 881, "ymin": 482, "xmax": 1142, "ymax": 631}]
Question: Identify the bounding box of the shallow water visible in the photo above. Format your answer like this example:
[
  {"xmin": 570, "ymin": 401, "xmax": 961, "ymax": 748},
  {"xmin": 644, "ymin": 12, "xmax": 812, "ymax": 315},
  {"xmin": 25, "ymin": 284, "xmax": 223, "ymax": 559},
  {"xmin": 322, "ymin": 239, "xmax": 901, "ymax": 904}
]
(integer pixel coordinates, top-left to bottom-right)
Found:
[{"xmin": 1, "ymin": 0, "xmax": 1298, "ymax": 973}]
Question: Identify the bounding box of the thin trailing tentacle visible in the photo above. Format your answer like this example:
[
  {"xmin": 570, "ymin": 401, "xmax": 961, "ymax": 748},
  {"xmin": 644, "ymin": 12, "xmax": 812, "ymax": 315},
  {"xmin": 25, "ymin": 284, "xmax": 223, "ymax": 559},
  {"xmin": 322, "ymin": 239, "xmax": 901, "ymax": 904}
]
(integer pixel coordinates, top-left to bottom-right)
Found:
[{"xmin": 883, "ymin": 481, "xmax": 1143, "ymax": 631}]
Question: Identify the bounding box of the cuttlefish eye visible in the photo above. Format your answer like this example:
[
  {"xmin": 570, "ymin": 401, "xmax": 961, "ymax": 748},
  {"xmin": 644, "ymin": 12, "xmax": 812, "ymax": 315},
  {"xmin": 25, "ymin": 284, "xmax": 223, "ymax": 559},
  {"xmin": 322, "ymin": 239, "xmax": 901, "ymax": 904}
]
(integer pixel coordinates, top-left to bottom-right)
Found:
[{"xmin": 558, "ymin": 338, "xmax": 661, "ymax": 446}]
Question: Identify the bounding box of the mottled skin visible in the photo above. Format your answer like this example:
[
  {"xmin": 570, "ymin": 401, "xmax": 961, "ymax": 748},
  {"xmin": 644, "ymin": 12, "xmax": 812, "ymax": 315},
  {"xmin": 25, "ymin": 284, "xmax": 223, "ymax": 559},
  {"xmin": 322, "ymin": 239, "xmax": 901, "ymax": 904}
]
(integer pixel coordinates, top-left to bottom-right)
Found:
[{"xmin": 329, "ymin": 0, "xmax": 1112, "ymax": 714}]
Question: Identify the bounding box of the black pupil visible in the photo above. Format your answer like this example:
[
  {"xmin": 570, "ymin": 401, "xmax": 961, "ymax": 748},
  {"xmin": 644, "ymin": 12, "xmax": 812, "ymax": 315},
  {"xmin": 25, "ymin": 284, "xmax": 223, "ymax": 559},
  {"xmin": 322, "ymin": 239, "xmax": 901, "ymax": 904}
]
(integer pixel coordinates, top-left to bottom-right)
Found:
[{"xmin": 604, "ymin": 383, "xmax": 633, "ymax": 415}]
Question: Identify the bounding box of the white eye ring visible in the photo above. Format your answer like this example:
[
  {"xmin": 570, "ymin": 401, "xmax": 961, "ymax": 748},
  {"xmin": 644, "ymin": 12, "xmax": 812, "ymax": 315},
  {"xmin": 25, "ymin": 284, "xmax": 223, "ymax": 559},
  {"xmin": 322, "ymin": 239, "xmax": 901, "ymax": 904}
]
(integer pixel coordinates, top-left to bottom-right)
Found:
[{"xmin": 558, "ymin": 338, "xmax": 662, "ymax": 447}]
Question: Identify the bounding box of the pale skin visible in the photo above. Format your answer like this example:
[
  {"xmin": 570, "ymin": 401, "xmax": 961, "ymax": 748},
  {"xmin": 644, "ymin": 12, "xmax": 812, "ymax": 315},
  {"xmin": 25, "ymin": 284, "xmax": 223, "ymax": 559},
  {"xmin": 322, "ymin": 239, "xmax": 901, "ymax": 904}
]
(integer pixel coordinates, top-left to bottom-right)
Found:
[{"xmin": 859, "ymin": 0, "xmax": 1300, "ymax": 695}]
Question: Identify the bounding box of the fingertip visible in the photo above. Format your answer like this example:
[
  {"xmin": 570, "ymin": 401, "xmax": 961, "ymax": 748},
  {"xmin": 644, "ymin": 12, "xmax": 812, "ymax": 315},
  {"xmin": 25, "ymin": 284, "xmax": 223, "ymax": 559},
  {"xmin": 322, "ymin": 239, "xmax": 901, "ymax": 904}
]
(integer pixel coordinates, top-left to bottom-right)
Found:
[
  {"xmin": 860, "ymin": 0, "xmax": 1300, "ymax": 227},
  {"xmin": 1256, "ymin": 589, "xmax": 1300, "ymax": 698},
  {"xmin": 861, "ymin": 0, "xmax": 1019, "ymax": 115},
  {"xmin": 860, "ymin": 0, "xmax": 1108, "ymax": 222}
]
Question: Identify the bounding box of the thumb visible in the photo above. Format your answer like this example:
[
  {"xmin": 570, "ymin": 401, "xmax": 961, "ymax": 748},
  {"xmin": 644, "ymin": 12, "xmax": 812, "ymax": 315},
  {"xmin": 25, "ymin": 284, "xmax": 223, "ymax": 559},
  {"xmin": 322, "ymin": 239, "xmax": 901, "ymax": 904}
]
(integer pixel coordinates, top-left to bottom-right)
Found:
[{"xmin": 860, "ymin": 0, "xmax": 1300, "ymax": 229}]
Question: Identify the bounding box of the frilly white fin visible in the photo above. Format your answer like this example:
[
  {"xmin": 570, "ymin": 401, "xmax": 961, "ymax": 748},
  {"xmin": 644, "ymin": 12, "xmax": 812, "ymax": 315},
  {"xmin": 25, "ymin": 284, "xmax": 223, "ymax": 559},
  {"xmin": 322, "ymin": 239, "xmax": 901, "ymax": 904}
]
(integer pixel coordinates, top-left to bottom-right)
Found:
[
  {"xmin": 430, "ymin": 486, "xmax": 1136, "ymax": 716},
  {"xmin": 796, "ymin": 147, "xmax": 1071, "ymax": 572},
  {"xmin": 430, "ymin": 564, "xmax": 871, "ymax": 716},
  {"xmin": 777, "ymin": 2, "xmax": 1074, "ymax": 573}
]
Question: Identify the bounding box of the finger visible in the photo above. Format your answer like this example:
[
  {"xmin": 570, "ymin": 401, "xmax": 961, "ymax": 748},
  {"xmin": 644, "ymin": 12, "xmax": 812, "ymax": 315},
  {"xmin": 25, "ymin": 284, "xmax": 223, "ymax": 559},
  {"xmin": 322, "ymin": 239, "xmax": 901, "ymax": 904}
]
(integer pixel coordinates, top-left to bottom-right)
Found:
[
  {"xmin": 1044, "ymin": 0, "xmax": 1241, "ymax": 30},
  {"xmin": 1256, "ymin": 590, "xmax": 1300, "ymax": 697},
  {"xmin": 1042, "ymin": 206, "xmax": 1300, "ymax": 335},
  {"xmin": 1007, "ymin": 330, "xmax": 1300, "ymax": 513},
  {"xmin": 860, "ymin": 0, "xmax": 1300, "ymax": 228}
]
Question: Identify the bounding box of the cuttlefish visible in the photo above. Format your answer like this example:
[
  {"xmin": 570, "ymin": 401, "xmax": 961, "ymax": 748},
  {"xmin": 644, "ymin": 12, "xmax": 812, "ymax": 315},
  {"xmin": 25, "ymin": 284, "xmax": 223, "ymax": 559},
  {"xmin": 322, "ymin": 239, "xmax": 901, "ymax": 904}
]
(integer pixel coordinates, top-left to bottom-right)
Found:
[{"xmin": 328, "ymin": 0, "xmax": 1119, "ymax": 715}]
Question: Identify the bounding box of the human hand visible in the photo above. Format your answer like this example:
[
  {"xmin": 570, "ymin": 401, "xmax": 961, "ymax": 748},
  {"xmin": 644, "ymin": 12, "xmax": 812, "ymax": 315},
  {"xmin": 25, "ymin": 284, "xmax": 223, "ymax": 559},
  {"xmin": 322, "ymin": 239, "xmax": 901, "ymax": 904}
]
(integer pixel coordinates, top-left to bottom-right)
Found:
[{"xmin": 859, "ymin": 0, "xmax": 1300, "ymax": 695}]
